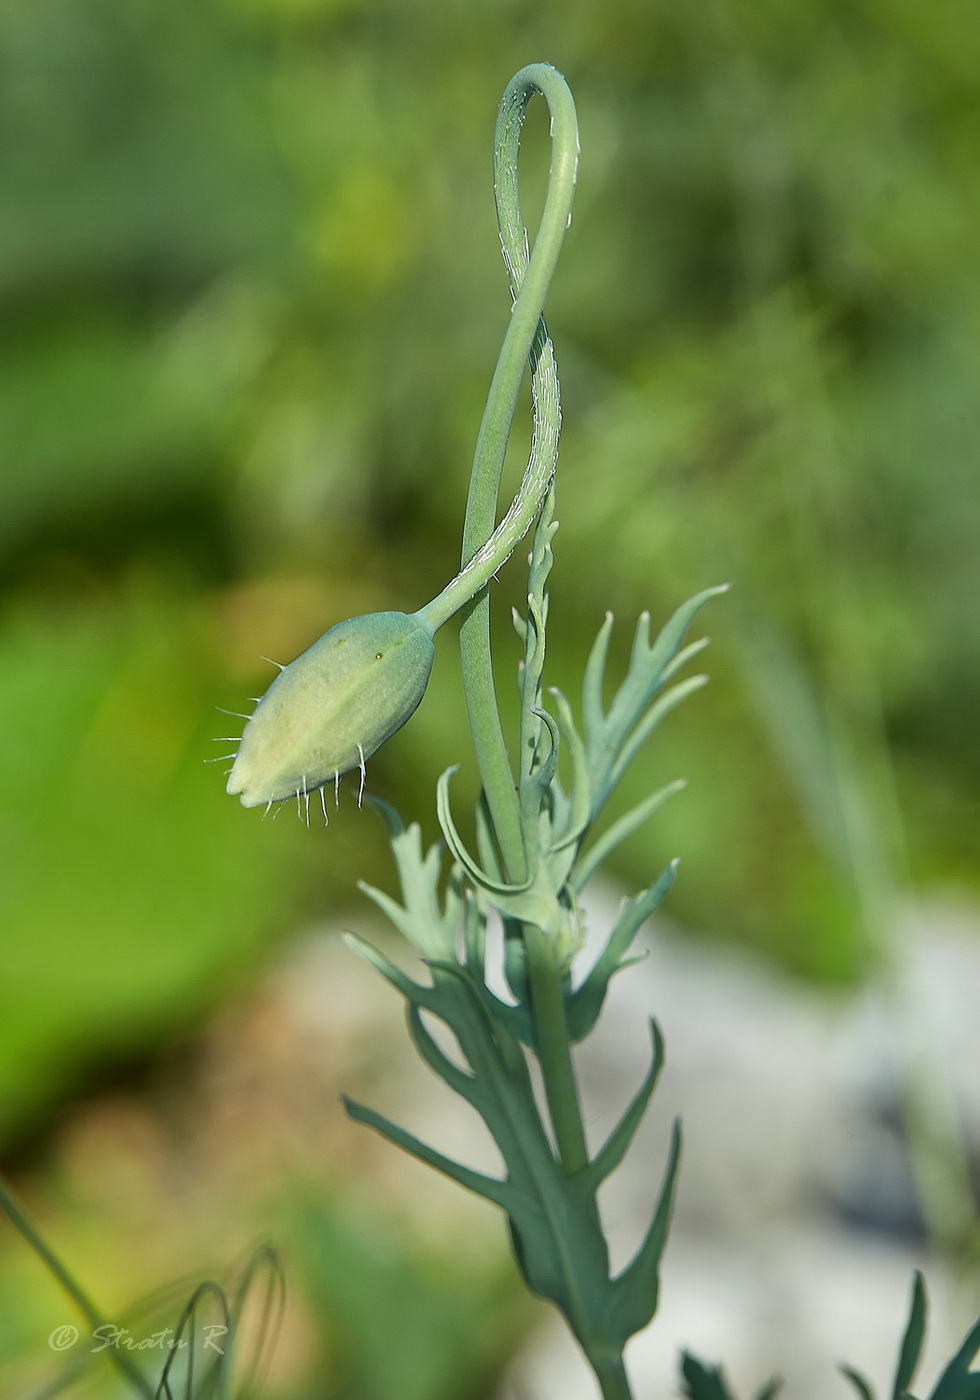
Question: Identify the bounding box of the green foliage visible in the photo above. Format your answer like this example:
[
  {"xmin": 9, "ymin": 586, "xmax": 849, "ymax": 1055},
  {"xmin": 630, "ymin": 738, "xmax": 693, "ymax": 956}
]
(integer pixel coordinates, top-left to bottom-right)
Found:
[
  {"xmin": 344, "ymin": 902, "xmax": 681, "ymax": 1354},
  {"xmin": 840, "ymin": 1274, "xmax": 980, "ymax": 1400},
  {"xmin": 430, "ymin": 569, "xmax": 720, "ymax": 1023},
  {"xmin": 682, "ymin": 1275, "xmax": 980, "ymax": 1400},
  {"xmin": 0, "ymin": 584, "xmax": 305, "ymax": 1147},
  {"xmin": 680, "ymin": 1353, "xmax": 781, "ymax": 1400}
]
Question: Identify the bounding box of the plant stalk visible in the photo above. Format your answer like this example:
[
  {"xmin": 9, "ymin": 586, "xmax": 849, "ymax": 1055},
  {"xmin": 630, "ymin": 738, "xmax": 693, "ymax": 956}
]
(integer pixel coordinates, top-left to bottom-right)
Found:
[
  {"xmin": 458, "ymin": 63, "xmax": 577, "ymax": 884},
  {"xmin": 523, "ymin": 923, "xmax": 589, "ymax": 1175},
  {"xmin": 590, "ymin": 1350, "xmax": 635, "ymax": 1400}
]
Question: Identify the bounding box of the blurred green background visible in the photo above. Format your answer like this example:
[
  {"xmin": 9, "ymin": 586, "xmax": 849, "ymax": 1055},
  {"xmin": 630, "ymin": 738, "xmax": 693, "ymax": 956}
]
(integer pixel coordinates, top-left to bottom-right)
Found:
[{"xmin": 1, "ymin": 0, "xmax": 978, "ymax": 1391}]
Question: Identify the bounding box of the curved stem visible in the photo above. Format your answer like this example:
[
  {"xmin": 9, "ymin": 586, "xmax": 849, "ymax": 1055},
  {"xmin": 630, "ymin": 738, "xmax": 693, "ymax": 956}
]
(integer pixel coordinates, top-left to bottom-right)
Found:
[
  {"xmin": 412, "ymin": 341, "xmax": 560, "ymax": 633},
  {"xmin": 446, "ymin": 63, "xmax": 577, "ymax": 882}
]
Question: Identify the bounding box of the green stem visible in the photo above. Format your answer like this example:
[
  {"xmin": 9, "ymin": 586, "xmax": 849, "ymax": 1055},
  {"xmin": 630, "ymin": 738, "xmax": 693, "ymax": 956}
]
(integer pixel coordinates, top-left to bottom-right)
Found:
[
  {"xmin": 454, "ymin": 63, "xmax": 577, "ymax": 883},
  {"xmin": 0, "ymin": 1174, "xmax": 154, "ymax": 1397},
  {"xmin": 412, "ymin": 334, "xmax": 560, "ymax": 635},
  {"xmin": 590, "ymin": 1348, "xmax": 636, "ymax": 1400},
  {"xmin": 523, "ymin": 923, "xmax": 589, "ymax": 1175}
]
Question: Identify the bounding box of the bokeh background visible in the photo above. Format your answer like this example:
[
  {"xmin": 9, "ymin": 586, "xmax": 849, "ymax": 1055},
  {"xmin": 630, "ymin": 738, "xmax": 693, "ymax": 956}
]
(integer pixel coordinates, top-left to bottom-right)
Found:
[{"xmin": 1, "ymin": 0, "xmax": 978, "ymax": 1394}]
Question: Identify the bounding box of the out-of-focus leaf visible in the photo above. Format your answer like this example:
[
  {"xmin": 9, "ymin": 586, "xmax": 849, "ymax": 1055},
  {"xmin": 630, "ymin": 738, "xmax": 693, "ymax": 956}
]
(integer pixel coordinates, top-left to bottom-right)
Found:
[
  {"xmin": 296, "ymin": 1193, "xmax": 521, "ymax": 1400},
  {"xmin": 0, "ymin": 582, "xmax": 304, "ymax": 1146}
]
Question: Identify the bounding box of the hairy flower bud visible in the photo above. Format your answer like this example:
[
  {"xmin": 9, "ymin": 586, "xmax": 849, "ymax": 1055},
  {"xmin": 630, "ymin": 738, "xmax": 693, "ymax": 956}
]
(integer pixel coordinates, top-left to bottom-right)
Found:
[{"xmin": 227, "ymin": 611, "xmax": 435, "ymax": 807}]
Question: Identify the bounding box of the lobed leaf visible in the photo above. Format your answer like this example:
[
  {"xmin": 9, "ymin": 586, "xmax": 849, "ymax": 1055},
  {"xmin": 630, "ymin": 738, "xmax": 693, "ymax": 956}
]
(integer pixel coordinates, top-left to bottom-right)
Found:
[
  {"xmin": 841, "ymin": 1367, "xmax": 877, "ymax": 1400},
  {"xmin": 605, "ymin": 674, "xmax": 708, "ymax": 799},
  {"xmin": 406, "ymin": 1002, "xmax": 479, "ymax": 1104},
  {"xmin": 582, "ymin": 586, "xmax": 725, "ymax": 820},
  {"xmin": 676, "ymin": 1360, "xmax": 781, "ymax": 1400},
  {"xmin": 582, "ymin": 611, "xmax": 614, "ymax": 746},
  {"xmin": 609, "ymin": 1119, "xmax": 681, "ymax": 1342},
  {"xmin": 436, "ymin": 766, "xmax": 532, "ymax": 897},
  {"xmin": 363, "ymin": 796, "xmax": 461, "ymax": 959},
  {"xmin": 643, "ymin": 584, "xmax": 730, "ymax": 681},
  {"xmin": 343, "ymin": 1096, "xmax": 511, "ymax": 1208},
  {"xmin": 572, "ymin": 780, "xmax": 685, "ymax": 893},
  {"xmin": 929, "ymin": 1314, "xmax": 980, "ymax": 1400},
  {"xmin": 680, "ymin": 1354, "xmax": 739, "ymax": 1400},
  {"xmin": 567, "ymin": 862, "xmax": 678, "ymax": 1041},
  {"xmin": 343, "ymin": 932, "xmax": 434, "ymax": 1007},
  {"xmin": 893, "ymin": 1273, "xmax": 927, "ymax": 1400},
  {"xmin": 547, "ymin": 687, "xmax": 592, "ymax": 851},
  {"xmin": 660, "ymin": 633, "xmax": 712, "ymax": 685},
  {"xmin": 585, "ymin": 1020, "xmax": 665, "ymax": 1188}
]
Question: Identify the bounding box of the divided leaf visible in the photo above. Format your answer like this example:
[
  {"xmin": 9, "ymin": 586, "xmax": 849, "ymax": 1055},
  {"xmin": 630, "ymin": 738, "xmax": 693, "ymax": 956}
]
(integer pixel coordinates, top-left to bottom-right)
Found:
[
  {"xmin": 360, "ymin": 797, "xmax": 461, "ymax": 960},
  {"xmin": 680, "ymin": 1355, "xmax": 781, "ymax": 1400},
  {"xmin": 929, "ymin": 1315, "xmax": 980, "ymax": 1400},
  {"xmin": 680, "ymin": 1355, "xmax": 740, "ymax": 1400},
  {"xmin": 841, "ymin": 1367, "xmax": 877, "ymax": 1400},
  {"xmin": 567, "ymin": 862, "xmax": 678, "ymax": 1041},
  {"xmin": 607, "ymin": 1119, "xmax": 682, "ymax": 1343},
  {"xmin": 839, "ymin": 1273, "xmax": 980, "ymax": 1400},
  {"xmin": 583, "ymin": 585, "xmax": 728, "ymax": 817},
  {"xmin": 585, "ymin": 1020, "xmax": 665, "ymax": 1188}
]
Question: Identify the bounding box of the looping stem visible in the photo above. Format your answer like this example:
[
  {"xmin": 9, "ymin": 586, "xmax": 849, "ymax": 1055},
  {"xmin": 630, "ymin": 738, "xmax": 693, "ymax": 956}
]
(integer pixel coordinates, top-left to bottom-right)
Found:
[{"xmin": 450, "ymin": 63, "xmax": 577, "ymax": 884}]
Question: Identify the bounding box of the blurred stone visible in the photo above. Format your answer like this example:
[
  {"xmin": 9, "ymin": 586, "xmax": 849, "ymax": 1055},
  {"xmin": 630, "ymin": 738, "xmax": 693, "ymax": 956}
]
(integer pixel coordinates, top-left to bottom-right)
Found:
[{"xmin": 502, "ymin": 887, "xmax": 980, "ymax": 1400}]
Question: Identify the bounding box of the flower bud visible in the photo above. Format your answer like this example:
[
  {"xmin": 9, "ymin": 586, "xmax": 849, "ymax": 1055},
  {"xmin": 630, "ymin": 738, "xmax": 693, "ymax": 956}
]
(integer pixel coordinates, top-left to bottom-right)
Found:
[{"xmin": 227, "ymin": 611, "xmax": 435, "ymax": 808}]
